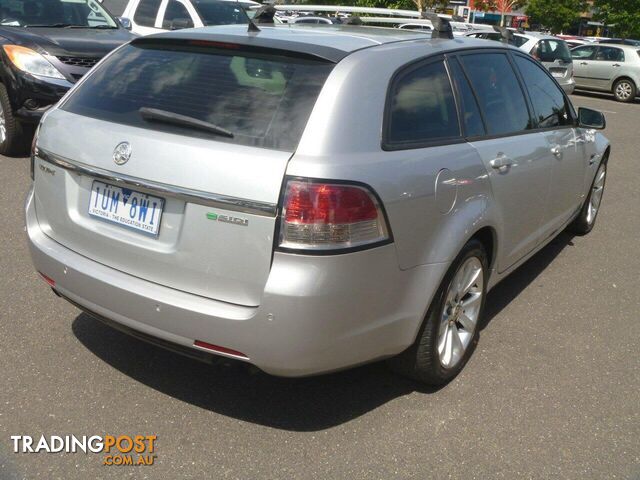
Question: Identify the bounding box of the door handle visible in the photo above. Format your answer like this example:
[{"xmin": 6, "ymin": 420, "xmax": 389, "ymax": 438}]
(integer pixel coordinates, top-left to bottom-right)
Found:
[
  {"xmin": 489, "ymin": 154, "xmax": 514, "ymax": 171},
  {"xmin": 551, "ymin": 146, "xmax": 563, "ymax": 158},
  {"xmin": 580, "ymin": 62, "xmax": 588, "ymax": 65}
]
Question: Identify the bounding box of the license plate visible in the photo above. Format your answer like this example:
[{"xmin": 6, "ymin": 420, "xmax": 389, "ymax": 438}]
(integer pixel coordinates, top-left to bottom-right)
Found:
[
  {"xmin": 88, "ymin": 181, "xmax": 164, "ymax": 236},
  {"xmin": 551, "ymin": 70, "xmax": 565, "ymax": 78}
]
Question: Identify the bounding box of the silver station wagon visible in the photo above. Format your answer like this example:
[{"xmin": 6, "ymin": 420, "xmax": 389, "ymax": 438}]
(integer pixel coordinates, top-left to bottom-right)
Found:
[{"xmin": 27, "ymin": 21, "xmax": 610, "ymax": 385}]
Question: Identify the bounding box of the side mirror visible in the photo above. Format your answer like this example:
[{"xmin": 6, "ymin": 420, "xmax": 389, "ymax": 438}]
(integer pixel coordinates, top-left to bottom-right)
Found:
[
  {"xmin": 117, "ymin": 16, "xmax": 132, "ymax": 30},
  {"xmin": 578, "ymin": 107, "xmax": 606, "ymax": 130}
]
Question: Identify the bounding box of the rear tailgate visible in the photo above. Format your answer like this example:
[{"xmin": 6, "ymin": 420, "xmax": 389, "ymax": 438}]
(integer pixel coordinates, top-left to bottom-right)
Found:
[{"xmin": 33, "ymin": 39, "xmax": 334, "ymax": 307}]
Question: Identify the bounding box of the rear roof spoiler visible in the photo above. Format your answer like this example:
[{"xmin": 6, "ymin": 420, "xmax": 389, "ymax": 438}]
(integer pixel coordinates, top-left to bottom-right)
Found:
[{"xmin": 130, "ymin": 35, "xmax": 344, "ymax": 63}]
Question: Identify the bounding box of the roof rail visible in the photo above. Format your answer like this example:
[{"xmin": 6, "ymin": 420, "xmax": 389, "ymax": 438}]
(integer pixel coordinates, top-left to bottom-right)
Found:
[{"xmin": 423, "ymin": 13, "xmax": 453, "ymax": 40}]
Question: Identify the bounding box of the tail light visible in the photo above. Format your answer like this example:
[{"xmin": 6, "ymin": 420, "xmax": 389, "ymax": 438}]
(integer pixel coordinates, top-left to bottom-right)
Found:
[{"xmin": 278, "ymin": 178, "xmax": 391, "ymax": 252}]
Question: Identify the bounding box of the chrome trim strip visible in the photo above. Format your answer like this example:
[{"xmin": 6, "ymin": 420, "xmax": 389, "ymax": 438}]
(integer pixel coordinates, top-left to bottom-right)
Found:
[{"xmin": 36, "ymin": 148, "xmax": 278, "ymax": 217}]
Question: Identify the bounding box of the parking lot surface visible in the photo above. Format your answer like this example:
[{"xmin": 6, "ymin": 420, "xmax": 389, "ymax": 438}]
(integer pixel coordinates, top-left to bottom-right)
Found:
[{"xmin": 1, "ymin": 93, "xmax": 638, "ymax": 479}]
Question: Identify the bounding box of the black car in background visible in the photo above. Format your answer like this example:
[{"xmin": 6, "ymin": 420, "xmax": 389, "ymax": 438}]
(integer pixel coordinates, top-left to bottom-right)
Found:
[{"xmin": 0, "ymin": 0, "xmax": 134, "ymax": 155}]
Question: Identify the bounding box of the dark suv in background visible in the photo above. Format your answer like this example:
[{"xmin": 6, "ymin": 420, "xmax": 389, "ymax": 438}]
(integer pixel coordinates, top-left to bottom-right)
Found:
[{"xmin": 0, "ymin": 0, "xmax": 134, "ymax": 155}]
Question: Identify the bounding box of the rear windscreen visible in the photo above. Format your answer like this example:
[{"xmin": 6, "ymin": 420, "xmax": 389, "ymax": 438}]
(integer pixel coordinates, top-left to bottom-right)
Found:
[
  {"xmin": 533, "ymin": 40, "xmax": 572, "ymax": 63},
  {"xmin": 61, "ymin": 43, "xmax": 334, "ymax": 151}
]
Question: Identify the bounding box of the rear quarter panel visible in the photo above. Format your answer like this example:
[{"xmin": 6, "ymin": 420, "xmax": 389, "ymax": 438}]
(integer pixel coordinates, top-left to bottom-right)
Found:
[{"xmin": 288, "ymin": 42, "xmax": 499, "ymax": 271}]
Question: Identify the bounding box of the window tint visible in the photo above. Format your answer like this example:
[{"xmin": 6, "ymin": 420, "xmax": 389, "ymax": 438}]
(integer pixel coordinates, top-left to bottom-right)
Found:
[
  {"xmin": 133, "ymin": 0, "xmax": 161, "ymax": 27},
  {"xmin": 514, "ymin": 55, "xmax": 571, "ymax": 129},
  {"xmin": 448, "ymin": 57, "xmax": 485, "ymax": 137},
  {"xmin": 513, "ymin": 35, "xmax": 529, "ymax": 47},
  {"xmin": 192, "ymin": 0, "xmax": 248, "ymax": 26},
  {"xmin": 162, "ymin": 0, "xmax": 193, "ymax": 29},
  {"xmin": 0, "ymin": 0, "xmax": 117, "ymax": 27},
  {"xmin": 460, "ymin": 53, "xmax": 531, "ymax": 136},
  {"xmin": 532, "ymin": 40, "xmax": 572, "ymax": 63},
  {"xmin": 596, "ymin": 46, "xmax": 625, "ymax": 62},
  {"xmin": 571, "ymin": 46, "xmax": 597, "ymax": 60},
  {"xmin": 101, "ymin": 0, "xmax": 128, "ymax": 16},
  {"xmin": 61, "ymin": 44, "xmax": 334, "ymax": 151},
  {"xmin": 386, "ymin": 60, "xmax": 460, "ymax": 146}
]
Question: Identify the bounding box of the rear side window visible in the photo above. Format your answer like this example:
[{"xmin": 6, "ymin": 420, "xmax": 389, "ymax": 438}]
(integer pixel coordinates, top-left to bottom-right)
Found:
[
  {"xmin": 61, "ymin": 43, "xmax": 334, "ymax": 151},
  {"xmin": 385, "ymin": 60, "xmax": 460, "ymax": 148},
  {"xmin": 460, "ymin": 53, "xmax": 531, "ymax": 136},
  {"xmin": 448, "ymin": 57, "xmax": 485, "ymax": 137},
  {"xmin": 532, "ymin": 40, "xmax": 572, "ymax": 63},
  {"xmin": 513, "ymin": 35, "xmax": 528, "ymax": 47},
  {"xmin": 134, "ymin": 0, "xmax": 161, "ymax": 27},
  {"xmin": 162, "ymin": 0, "xmax": 194, "ymax": 29},
  {"xmin": 596, "ymin": 46, "xmax": 625, "ymax": 62},
  {"xmin": 514, "ymin": 55, "xmax": 571, "ymax": 129}
]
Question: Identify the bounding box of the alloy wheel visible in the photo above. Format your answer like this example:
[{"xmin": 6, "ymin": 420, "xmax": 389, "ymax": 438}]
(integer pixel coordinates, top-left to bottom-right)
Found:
[
  {"xmin": 615, "ymin": 82, "xmax": 633, "ymax": 101},
  {"xmin": 0, "ymin": 102, "xmax": 6, "ymax": 145},
  {"xmin": 437, "ymin": 256, "xmax": 484, "ymax": 369},
  {"xmin": 587, "ymin": 163, "xmax": 606, "ymax": 225}
]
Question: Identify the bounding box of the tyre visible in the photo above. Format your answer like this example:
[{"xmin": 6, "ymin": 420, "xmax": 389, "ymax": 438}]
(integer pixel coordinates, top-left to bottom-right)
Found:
[
  {"xmin": 569, "ymin": 158, "xmax": 607, "ymax": 235},
  {"xmin": 0, "ymin": 83, "xmax": 31, "ymax": 156},
  {"xmin": 613, "ymin": 78, "xmax": 636, "ymax": 103},
  {"xmin": 389, "ymin": 240, "xmax": 488, "ymax": 385}
]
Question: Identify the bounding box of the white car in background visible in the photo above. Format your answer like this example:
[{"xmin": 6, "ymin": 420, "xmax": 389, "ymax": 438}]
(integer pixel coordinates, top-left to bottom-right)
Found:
[{"xmin": 100, "ymin": 0, "xmax": 259, "ymax": 35}]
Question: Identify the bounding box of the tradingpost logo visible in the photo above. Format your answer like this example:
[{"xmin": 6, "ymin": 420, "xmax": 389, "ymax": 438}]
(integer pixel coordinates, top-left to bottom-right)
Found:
[{"xmin": 10, "ymin": 434, "xmax": 157, "ymax": 466}]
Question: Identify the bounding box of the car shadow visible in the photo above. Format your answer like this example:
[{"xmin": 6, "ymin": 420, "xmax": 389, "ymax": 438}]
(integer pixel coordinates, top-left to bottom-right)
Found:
[
  {"xmin": 71, "ymin": 232, "xmax": 575, "ymax": 431},
  {"xmin": 480, "ymin": 231, "xmax": 575, "ymax": 330},
  {"xmin": 572, "ymin": 89, "xmax": 640, "ymax": 104}
]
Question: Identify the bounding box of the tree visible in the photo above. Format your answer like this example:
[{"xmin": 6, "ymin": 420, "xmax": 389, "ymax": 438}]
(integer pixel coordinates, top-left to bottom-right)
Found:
[
  {"xmin": 525, "ymin": 0, "xmax": 587, "ymax": 33},
  {"xmin": 473, "ymin": 0, "xmax": 525, "ymax": 26},
  {"xmin": 594, "ymin": 0, "xmax": 640, "ymax": 39}
]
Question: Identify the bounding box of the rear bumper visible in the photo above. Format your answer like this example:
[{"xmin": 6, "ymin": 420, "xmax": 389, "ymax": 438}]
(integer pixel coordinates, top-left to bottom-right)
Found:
[
  {"xmin": 26, "ymin": 187, "xmax": 447, "ymax": 377},
  {"xmin": 561, "ymin": 77, "xmax": 576, "ymax": 95}
]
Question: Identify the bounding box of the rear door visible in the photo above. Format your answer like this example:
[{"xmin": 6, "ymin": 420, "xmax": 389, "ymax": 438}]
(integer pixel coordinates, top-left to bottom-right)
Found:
[
  {"xmin": 590, "ymin": 46, "xmax": 626, "ymax": 89},
  {"xmin": 33, "ymin": 39, "xmax": 334, "ymax": 306},
  {"xmin": 458, "ymin": 51, "xmax": 553, "ymax": 272},
  {"xmin": 571, "ymin": 45, "xmax": 598, "ymax": 88},
  {"xmin": 513, "ymin": 53, "xmax": 585, "ymax": 231}
]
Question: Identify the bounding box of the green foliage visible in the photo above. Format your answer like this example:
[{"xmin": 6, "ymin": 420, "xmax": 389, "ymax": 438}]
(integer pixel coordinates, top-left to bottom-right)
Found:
[
  {"xmin": 594, "ymin": 0, "xmax": 640, "ymax": 39},
  {"xmin": 525, "ymin": 0, "xmax": 587, "ymax": 33}
]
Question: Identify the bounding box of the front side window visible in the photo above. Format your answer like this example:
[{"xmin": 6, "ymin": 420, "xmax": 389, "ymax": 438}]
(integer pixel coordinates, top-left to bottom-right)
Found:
[
  {"xmin": 61, "ymin": 43, "xmax": 334, "ymax": 151},
  {"xmin": 386, "ymin": 60, "xmax": 460, "ymax": 147},
  {"xmin": 596, "ymin": 46, "xmax": 625, "ymax": 62},
  {"xmin": 133, "ymin": 0, "xmax": 161, "ymax": 27},
  {"xmin": 460, "ymin": 53, "xmax": 531, "ymax": 136},
  {"xmin": 191, "ymin": 0, "xmax": 248, "ymax": 26},
  {"xmin": 162, "ymin": 0, "xmax": 194, "ymax": 29},
  {"xmin": 514, "ymin": 55, "xmax": 571, "ymax": 129},
  {"xmin": 0, "ymin": 0, "xmax": 117, "ymax": 28},
  {"xmin": 571, "ymin": 46, "xmax": 597, "ymax": 60}
]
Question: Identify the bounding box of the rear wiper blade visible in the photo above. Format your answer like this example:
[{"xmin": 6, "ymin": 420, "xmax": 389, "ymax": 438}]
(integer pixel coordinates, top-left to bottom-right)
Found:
[{"xmin": 139, "ymin": 107, "xmax": 234, "ymax": 138}]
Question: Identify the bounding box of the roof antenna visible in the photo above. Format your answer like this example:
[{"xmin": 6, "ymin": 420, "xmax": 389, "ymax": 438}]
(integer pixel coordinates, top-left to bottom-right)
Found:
[
  {"xmin": 247, "ymin": 5, "xmax": 276, "ymax": 32},
  {"xmin": 423, "ymin": 13, "xmax": 453, "ymax": 40},
  {"xmin": 239, "ymin": 0, "xmax": 260, "ymax": 33},
  {"xmin": 493, "ymin": 26, "xmax": 513, "ymax": 44}
]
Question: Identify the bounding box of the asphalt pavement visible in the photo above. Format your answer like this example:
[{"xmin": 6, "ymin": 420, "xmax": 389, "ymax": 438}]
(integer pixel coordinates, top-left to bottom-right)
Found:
[{"xmin": 0, "ymin": 92, "xmax": 638, "ymax": 479}]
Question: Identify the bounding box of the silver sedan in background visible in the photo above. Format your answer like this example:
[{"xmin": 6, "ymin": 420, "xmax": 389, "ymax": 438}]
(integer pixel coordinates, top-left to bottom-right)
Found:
[{"xmin": 571, "ymin": 43, "xmax": 640, "ymax": 102}]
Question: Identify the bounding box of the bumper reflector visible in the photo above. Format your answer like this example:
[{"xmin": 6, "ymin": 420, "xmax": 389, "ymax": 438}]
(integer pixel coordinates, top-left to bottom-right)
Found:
[
  {"xmin": 38, "ymin": 272, "xmax": 55, "ymax": 288},
  {"xmin": 193, "ymin": 340, "xmax": 249, "ymax": 360}
]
